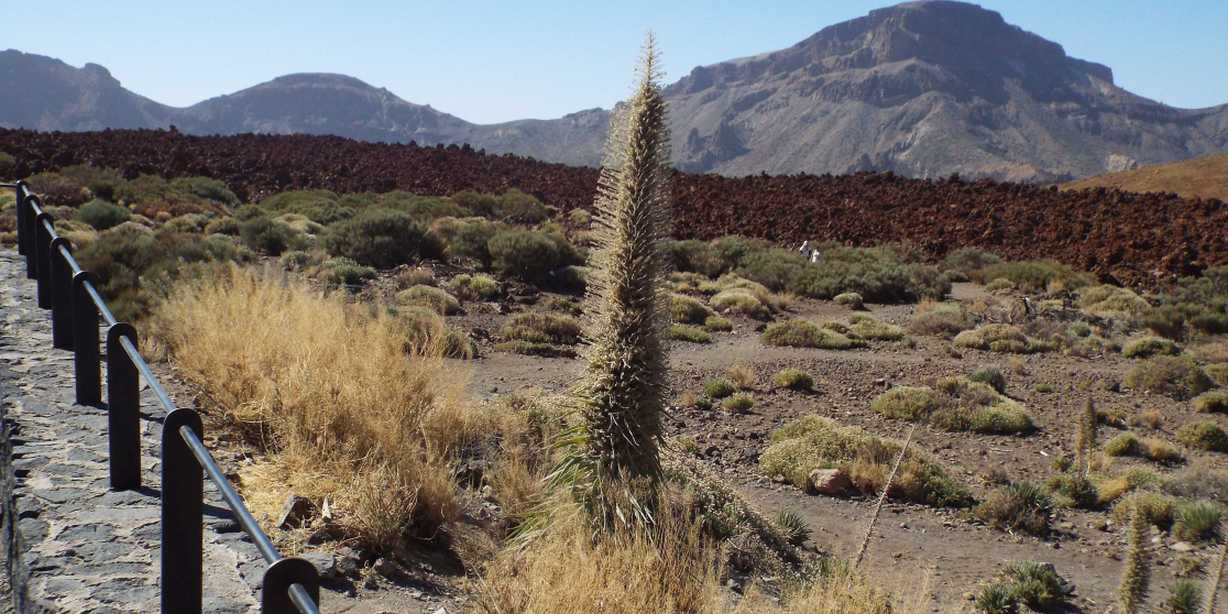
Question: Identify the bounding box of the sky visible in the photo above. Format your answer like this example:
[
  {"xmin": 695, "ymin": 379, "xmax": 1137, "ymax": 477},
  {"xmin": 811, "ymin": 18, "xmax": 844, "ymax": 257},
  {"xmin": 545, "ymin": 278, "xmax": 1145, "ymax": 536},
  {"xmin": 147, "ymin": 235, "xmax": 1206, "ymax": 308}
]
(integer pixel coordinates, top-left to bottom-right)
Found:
[{"xmin": 7, "ymin": 1, "xmax": 1227, "ymax": 124}]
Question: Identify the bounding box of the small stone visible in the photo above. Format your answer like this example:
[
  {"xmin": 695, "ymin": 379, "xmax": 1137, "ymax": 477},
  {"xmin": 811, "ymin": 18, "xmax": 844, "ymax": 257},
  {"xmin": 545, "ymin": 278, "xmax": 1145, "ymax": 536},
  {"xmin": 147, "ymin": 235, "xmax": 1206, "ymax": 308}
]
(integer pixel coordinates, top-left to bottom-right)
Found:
[
  {"xmin": 431, "ymin": 608, "xmax": 449, "ymax": 614},
  {"xmin": 1170, "ymin": 541, "xmax": 1196, "ymax": 552},
  {"xmin": 277, "ymin": 495, "xmax": 313, "ymax": 529},
  {"xmin": 807, "ymin": 468, "xmax": 851, "ymax": 496}
]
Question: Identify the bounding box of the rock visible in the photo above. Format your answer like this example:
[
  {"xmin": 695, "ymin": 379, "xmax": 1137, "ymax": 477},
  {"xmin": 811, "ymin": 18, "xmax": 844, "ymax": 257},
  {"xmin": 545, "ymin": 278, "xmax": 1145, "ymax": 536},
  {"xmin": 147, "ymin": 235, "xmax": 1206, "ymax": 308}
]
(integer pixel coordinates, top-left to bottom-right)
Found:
[
  {"xmin": 300, "ymin": 551, "xmax": 339, "ymax": 580},
  {"xmin": 335, "ymin": 546, "xmax": 365, "ymax": 577},
  {"xmin": 373, "ymin": 557, "xmax": 399, "ymax": 578},
  {"xmin": 431, "ymin": 608, "xmax": 449, "ymax": 614},
  {"xmin": 807, "ymin": 468, "xmax": 851, "ymax": 496},
  {"xmin": 277, "ymin": 495, "xmax": 314, "ymax": 529},
  {"xmin": 1170, "ymin": 541, "xmax": 1196, "ymax": 552}
]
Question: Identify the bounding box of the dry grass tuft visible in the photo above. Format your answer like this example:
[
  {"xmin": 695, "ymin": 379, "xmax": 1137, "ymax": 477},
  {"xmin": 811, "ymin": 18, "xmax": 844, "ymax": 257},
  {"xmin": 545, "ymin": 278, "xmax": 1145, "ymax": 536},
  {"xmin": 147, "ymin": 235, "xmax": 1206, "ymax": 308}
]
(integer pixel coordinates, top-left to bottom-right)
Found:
[{"xmin": 726, "ymin": 363, "xmax": 757, "ymax": 390}]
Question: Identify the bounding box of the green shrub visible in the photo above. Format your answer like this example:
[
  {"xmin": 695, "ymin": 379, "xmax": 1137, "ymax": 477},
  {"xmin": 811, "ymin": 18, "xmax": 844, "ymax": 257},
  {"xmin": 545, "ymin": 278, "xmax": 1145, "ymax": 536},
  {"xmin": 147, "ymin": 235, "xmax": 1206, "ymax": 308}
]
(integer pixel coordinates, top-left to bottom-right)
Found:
[
  {"xmin": 721, "ymin": 393, "xmax": 754, "ymax": 413},
  {"xmin": 872, "ymin": 377, "xmax": 1032, "ymax": 435},
  {"xmin": 954, "ymin": 324, "xmax": 1051, "ymax": 354},
  {"xmin": 445, "ymin": 273, "xmax": 500, "ymax": 301},
  {"xmin": 1206, "ymin": 364, "xmax": 1228, "ymax": 387},
  {"xmin": 495, "ymin": 189, "xmax": 550, "ymax": 223},
  {"xmin": 1193, "ymin": 390, "xmax": 1228, "ymax": 414},
  {"xmin": 1077, "ymin": 284, "xmax": 1151, "ymax": 317},
  {"xmin": 668, "ymin": 324, "xmax": 711, "ymax": 344},
  {"xmin": 974, "ymin": 583, "xmax": 1017, "ymax": 614},
  {"xmin": 973, "ymin": 260, "xmax": 1094, "ymax": 293},
  {"xmin": 377, "ymin": 191, "xmax": 468, "ymax": 220},
  {"xmin": 430, "ymin": 217, "xmax": 504, "ymax": 266},
  {"xmin": 278, "ymin": 250, "xmax": 319, "ymax": 270},
  {"xmin": 1166, "ymin": 580, "xmax": 1202, "ymax": 614},
  {"xmin": 975, "ymin": 482, "xmax": 1051, "ymax": 536},
  {"xmin": 203, "ymin": 217, "xmax": 240, "ymax": 236},
  {"xmin": 1143, "ymin": 305, "xmax": 1187, "ymax": 339},
  {"xmin": 321, "ymin": 257, "xmax": 376, "ymax": 286},
  {"xmin": 773, "ymin": 510, "xmax": 811, "ymax": 547},
  {"xmin": 1124, "ymin": 356, "xmax": 1214, "ymax": 400},
  {"xmin": 169, "ymin": 176, "xmax": 239, "ymax": 206},
  {"xmin": 670, "ymin": 293, "xmax": 714, "ymax": 324},
  {"xmin": 492, "ymin": 340, "xmax": 576, "ymax": 358},
  {"xmin": 0, "ymin": 151, "xmax": 14, "ymax": 178},
  {"xmin": 834, "ymin": 291, "xmax": 864, "ymax": 309},
  {"xmin": 999, "ymin": 561, "xmax": 1068, "ymax": 611},
  {"xmin": 76, "ymin": 199, "xmax": 130, "ymax": 230},
  {"xmin": 238, "ymin": 216, "xmax": 296, "ymax": 255},
  {"xmin": 763, "ymin": 320, "xmax": 864, "ymax": 349},
  {"xmin": 710, "ymin": 288, "xmax": 771, "ymax": 320},
  {"xmin": 910, "ymin": 264, "xmax": 951, "ymax": 300},
  {"xmin": 1104, "ymin": 433, "xmax": 1140, "ymax": 457},
  {"xmin": 871, "ymin": 386, "xmax": 939, "ymax": 421},
  {"xmin": 909, "ymin": 301, "xmax": 974, "ymax": 337},
  {"xmin": 845, "ymin": 314, "xmax": 905, "ymax": 341},
  {"xmin": 703, "ymin": 378, "xmax": 737, "ymax": 399},
  {"xmin": 985, "ymin": 278, "xmax": 1015, "ymax": 293},
  {"xmin": 1121, "ymin": 336, "xmax": 1181, "ymax": 359},
  {"xmin": 662, "ymin": 239, "xmax": 724, "ymax": 277},
  {"xmin": 1177, "ymin": 420, "xmax": 1228, "ymax": 452},
  {"xmin": 396, "ymin": 285, "xmax": 461, "ymax": 315},
  {"xmin": 1172, "ymin": 500, "xmax": 1223, "ymax": 542},
  {"xmin": 702, "ymin": 315, "xmax": 733, "ymax": 332},
  {"xmin": 260, "ymin": 190, "xmax": 353, "ymax": 224},
  {"xmin": 1111, "ymin": 492, "xmax": 1177, "ymax": 529},
  {"xmin": 970, "ymin": 367, "xmax": 1007, "ymax": 394},
  {"xmin": 487, "ymin": 229, "xmax": 579, "ymax": 285},
  {"xmin": 1044, "ymin": 473, "xmax": 1098, "ymax": 509},
  {"xmin": 771, "ymin": 368, "xmax": 814, "ymax": 391},
  {"xmin": 941, "ymin": 247, "xmax": 1001, "ymax": 276},
  {"xmin": 499, "ymin": 312, "xmax": 581, "ymax": 346},
  {"xmin": 324, "ymin": 209, "xmax": 441, "ymax": 269}
]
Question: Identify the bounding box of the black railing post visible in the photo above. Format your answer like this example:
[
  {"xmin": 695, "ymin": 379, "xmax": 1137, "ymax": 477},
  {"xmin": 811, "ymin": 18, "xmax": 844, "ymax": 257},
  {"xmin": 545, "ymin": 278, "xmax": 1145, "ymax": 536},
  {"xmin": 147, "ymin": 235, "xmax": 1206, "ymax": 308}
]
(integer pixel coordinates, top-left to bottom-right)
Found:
[
  {"xmin": 23, "ymin": 195, "xmax": 38, "ymax": 279},
  {"xmin": 34, "ymin": 212, "xmax": 52, "ymax": 306},
  {"xmin": 15, "ymin": 182, "xmax": 27, "ymax": 256},
  {"xmin": 72, "ymin": 272, "xmax": 102, "ymax": 406},
  {"xmin": 105, "ymin": 323, "xmax": 141, "ymax": 490},
  {"xmin": 162, "ymin": 408, "xmax": 204, "ymax": 614},
  {"xmin": 49, "ymin": 238, "xmax": 74, "ymax": 350},
  {"xmin": 261, "ymin": 559, "xmax": 320, "ymax": 614}
]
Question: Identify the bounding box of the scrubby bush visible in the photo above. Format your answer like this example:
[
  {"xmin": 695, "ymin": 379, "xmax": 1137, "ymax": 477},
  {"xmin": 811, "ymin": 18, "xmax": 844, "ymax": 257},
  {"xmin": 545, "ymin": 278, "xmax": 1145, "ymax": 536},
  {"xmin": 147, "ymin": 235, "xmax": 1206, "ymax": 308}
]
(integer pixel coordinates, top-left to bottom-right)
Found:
[
  {"xmin": 1077, "ymin": 285, "xmax": 1151, "ymax": 317},
  {"xmin": 325, "ymin": 209, "xmax": 441, "ymax": 269},
  {"xmin": 668, "ymin": 324, "xmax": 711, "ymax": 344},
  {"xmin": 762, "ymin": 320, "xmax": 864, "ymax": 349},
  {"xmin": 662, "ymin": 239, "xmax": 724, "ymax": 277},
  {"xmin": 910, "ymin": 264, "xmax": 951, "ymax": 300},
  {"xmin": 495, "ymin": 189, "xmax": 550, "ymax": 223},
  {"xmin": 1177, "ymin": 420, "xmax": 1228, "ymax": 452},
  {"xmin": 278, "ymin": 250, "xmax": 319, "ymax": 270},
  {"xmin": 321, "ymin": 257, "xmax": 377, "ymax": 286},
  {"xmin": 703, "ymin": 378, "xmax": 737, "ymax": 399},
  {"xmin": 260, "ymin": 190, "xmax": 353, "ymax": 224},
  {"xmin": 1124, "ymin": 356, "xmax": 1214, "ymax": 400},
  {"xmin": 487, "ymin": 229, "xmax": 579, "ymax": 285},
  {"xmin": 998, "ymin": 561, "xmax": 1069, "ymax": 611},
  {"xmin": 955, "ymin": 324, "xmax": 1051, "ymax": 354},
  {"xmin": 499, "ymin": 312, "xmax": 581, "ymax": 346},
  {"xmin": 975, "ymin": 482, "xmax": 1052, "ymax": 536},
  {"xmin": 834, "ymin": 291, "xmax": 864, "ymax": 309},
  {"xmin": 670, "ymin": 293, "xmax": 714, "ymax": 324},
  {"xmin": 1192, "ymin": 390, "xmax": 1228, "ymax": 414},
  {"xmin": 203, "ymin": 216, "xmax": 240, "ymax": 236},
  {"xmin": 446, "ymin": 273, "xmax": 500, "ymax": 301},
  {"xmin": 721, "ymin": 393, "xmax": 754, "ymax": 413},
  {"xmin": 702, "ymin": 315, "xmax": 732, "ymax": 332},
  {"xmin": 240, "ymin": 216, "xmax": 300, "ymax": 255},
  {"xmin": 1045, "ymin": 473, "xmax": 1098, "ymax": 509},
  {"xmin": 872, "ymin": 377, "xmax": 1033, "ymax": 435},
  {"xmin": 76, "ymin": 199, "xmax": 130, "ymax": 230},
  {"xmin": 973, "ymin": 260, "xmax": 1094, "ymax": 293},
  {"xmin": 1104, "ymin": 432, "xmax": 1140, "ymax": 457},
  {"xmin": 169, "ymin": 176, "xmax": 239, "ymax": 207},
  {"xmin": 970, "ymin": 367, "xmax": 1007, "ymax": 394},
  {"xmin": 396, "ymin": 285, "xmax": 461, "ymax": 315},
  {"xmin": 1121, "ymin": 336, "xmax": 1181, "ymax": 359},
  {"xmin": 1206, "ymin": 363, "xmax": 1228, "ymax": 386},
  {"xmin": 771, "ymin": 368, "xmax": 813, "ymax": 391},
  {"xmin": 430, "ymin": 217, "xmax": 504, "ymax": 266},
  {"xmin": 909, "ymin": 300, "xmax": 975, "ymax": 338},
  {"xmin": 941, "ymin": 247, "xmax": 1001, "ymax": 276},
  {"xmin": 845, "ymin": 314, "xmax": 905, "ymax": 341},
  {"xmin": 710, "ymin": 288, "xmax": 770, "ymax": 320},
  {"xmin": 1167, "ymin": 580, "xmax": 1203, "ymax": 614},
  {"xmin": 1172, "ymin": 499, "xmax": 1223, "ymax": 542},
  {"xmin": 985, "ymin": 278, "xmax": 1016, "ymax": 293}
]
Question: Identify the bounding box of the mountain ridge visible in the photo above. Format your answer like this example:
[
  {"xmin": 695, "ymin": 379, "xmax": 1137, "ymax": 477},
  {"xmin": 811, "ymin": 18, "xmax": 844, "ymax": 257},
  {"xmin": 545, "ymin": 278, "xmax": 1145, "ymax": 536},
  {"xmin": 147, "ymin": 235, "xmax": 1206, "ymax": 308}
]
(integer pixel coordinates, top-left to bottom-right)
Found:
[{"xmin": 2, "ymin": 1, "xmax": 1226, "ymax": 180}]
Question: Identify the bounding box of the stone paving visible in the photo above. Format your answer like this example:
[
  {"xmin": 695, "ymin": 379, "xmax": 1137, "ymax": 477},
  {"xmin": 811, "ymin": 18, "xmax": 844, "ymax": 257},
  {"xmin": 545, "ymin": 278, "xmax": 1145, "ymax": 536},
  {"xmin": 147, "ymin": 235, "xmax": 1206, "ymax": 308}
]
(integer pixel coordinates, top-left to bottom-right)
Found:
[{"xmin": 0, "ymin": 249, "xmax": 263, "ymax": 613}]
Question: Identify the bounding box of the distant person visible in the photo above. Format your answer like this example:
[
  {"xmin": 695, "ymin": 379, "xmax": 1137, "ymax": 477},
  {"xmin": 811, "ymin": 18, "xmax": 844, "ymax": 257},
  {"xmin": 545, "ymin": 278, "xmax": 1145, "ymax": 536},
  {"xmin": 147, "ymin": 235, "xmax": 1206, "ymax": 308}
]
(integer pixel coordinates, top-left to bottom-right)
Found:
[
  {"xmin": 810, "ymin": 249, "xmax": 821, "ymax": 264},
  {"xmin": 798, "ymin": 240, "xmax": 810, "ymax": 258}
]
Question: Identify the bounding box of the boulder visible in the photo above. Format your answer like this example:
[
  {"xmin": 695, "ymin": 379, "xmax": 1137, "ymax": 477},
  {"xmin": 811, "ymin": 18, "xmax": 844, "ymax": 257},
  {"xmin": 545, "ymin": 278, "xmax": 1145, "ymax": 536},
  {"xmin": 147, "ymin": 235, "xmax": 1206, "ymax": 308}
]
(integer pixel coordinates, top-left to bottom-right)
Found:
[{"xmin": 807, "ymin": 468, "xmax": 851, "ymax": 496}]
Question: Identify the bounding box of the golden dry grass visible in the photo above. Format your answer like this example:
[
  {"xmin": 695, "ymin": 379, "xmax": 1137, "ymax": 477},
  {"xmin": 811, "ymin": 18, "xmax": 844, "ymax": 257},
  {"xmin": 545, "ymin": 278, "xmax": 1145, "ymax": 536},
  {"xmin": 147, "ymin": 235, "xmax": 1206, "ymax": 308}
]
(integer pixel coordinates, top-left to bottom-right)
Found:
[
  {"xmin": 149, "ymin": 265, "xmax": 504, "ymax": 549},
  {"xmin": 1062, "ymin": 152, "xmax": 1228, "ymax": 202},
  {"xmin": 726, "ymin": 363, "xmax": 758, "ymax": 390}
]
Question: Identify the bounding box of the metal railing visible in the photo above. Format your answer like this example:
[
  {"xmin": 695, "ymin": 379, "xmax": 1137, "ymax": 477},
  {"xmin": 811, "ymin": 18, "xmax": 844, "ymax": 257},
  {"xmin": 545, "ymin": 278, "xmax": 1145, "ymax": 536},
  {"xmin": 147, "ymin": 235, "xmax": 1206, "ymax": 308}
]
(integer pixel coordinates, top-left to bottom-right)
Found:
[{"xmin": 6, "ymin": 180, "xmax": 321, "ymax": 614}]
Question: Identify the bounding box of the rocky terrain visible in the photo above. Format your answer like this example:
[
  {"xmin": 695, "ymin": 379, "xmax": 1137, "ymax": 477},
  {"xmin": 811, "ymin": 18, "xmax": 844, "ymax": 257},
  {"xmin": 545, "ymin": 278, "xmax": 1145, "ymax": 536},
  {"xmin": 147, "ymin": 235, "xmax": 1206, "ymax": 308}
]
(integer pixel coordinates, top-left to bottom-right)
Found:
[
  {"xmin": 4, "ymin": 1, "xmax": 1227, "ymax": 180},
  {"xmin": 2, "ymin": 127, "xmax": 1227, "ymax": 285}
]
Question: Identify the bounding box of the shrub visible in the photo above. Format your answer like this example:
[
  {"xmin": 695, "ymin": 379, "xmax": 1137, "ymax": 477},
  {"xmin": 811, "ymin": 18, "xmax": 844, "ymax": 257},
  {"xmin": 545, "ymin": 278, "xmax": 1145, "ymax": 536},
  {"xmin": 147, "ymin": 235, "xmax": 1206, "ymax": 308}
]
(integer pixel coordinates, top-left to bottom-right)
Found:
[
  {"xmin": 845, "ymin": 314, "xmax": 905, "ymax": 341},
  {"xmin": 203, "ymin": 216, "xmax": 240, "ymax": 236},
  {"xmin": 1105, "ymin": 433, "xmax": 1140, "ymax": 457},
  {"xmin": 662, "ymin": 239, "xmax": 724, "ymax": 277},
  {"xmin": 494, "ymin": 189, "xmax": 550, "ymax": 223},
  {"xmin": 910, "ymin": 264, "xmax": 951, "ymax": 300},
  {"xmin": 703, "ymin": 378, "xmax": 737, "ymax": 399},
  {"xmin": 702, "ymin": 315, "xmax": 732, "ymax": 332},
  {"xmin": 1172, "ymin": 499, "xmax": 1223, "ymax": 542},
  {"xmin": 163, "ymin": 213, "xmax": 210, "ymax": 233},
  {"xmin": 1121, "ymin": 336, "xmax": 1181, "ymax": 359},
  {"xmin": 325, "ymin": 209, "xmax": 441, "ymax": 269},
  {"xmin": 709, "ymin": 288, "xmax": 770, "ymax": 320},
  {"xmin": 260, "ymin": 190, "xmax": 352, "ymax": 224},
  {"xmin": 763, "ymin": 320, "xmax": 864, "ymax": 349},
  {"xmin": 1167, "ymin": 580, "xmax": 1202, "ymax": 614},
  {"xmin": 76, "ymin": 199, "xmax": 130, "ymax": 230},
  {"xmin": 169, "ymin": 176, "xmax": 239, "ymax": 207},
  {"xmin": 834, "ymin": 292, "xmax": 864, "ymax": 309},
  {"xmin": 871, "ymin": 386, "xmax": 939, "ymax": 421},
  {"xmin": 1206, "ymin": 363, "xmax": 1228, "ymax": 386},
  {"xmin": 942, "ymin": 247, "xmax": 1002, "ymax": 276},
  {"xmin": 1124, "ymin": 356, "xmax": 1214, "ymax": 400},
  {"xmin": 872, "ymin": 377, "xmax": 1032, "ymax": 435},
  {"xmin": 499, "ymin": 312, "xmax": 581, "ymax": 346},
  {"xmin": 487, "ymin": 229, "xmax": 578, "ymax": 285},
  {"xmin": 669, "ymin": 293, "xmax": 713, "ymax": 324},
  {"xmin": 724, "ymin": 363, "xmax": 756, "ymax": 390},
  {"xmin": 974, "ymin": 583, "xmax": 1017, "ymax": 614},
  {"xmin": 975, "ymin": 482, "xmax": 1052, "ymax": 536},
  {"xmin": 721, "ymin": 393, "xmax": 754, "ymax": 413},
  {"xmin": 773, "ymin": 510, "xmax": 810, "ymax": 546},
  {"xmin": 970, "ymin": 367, "xmax": 1007, "ymax": 394},
  {"xmin": 1001, "ymin": 561, "xmax": 1068, "ymax": 611},
  {"xmin": 973, "ymin": 260, "xmax": 1094, "ymax": 293},
  {"xmin": 239, "ymin": 216, "xmax": 296, "ymax": 255},
  {"xmin": 430, "ymin": 217, "xmax": 504, "ymax": 266},
  {"xmin": 445, "ymin": 273, "xmax": 500, "ymax": 301},
  {"xmin": 668, "ymin": 324, "xmax": 711, "ymax": 344},
  {"xmin": 321, "ymin": 257, "xmax": 376, "ymax": 286},
  {"xmin": 1045, "ymin": 473, "xmax": 1098, "ymax": 509},
  {"xmin": 909, "ymin": 301, "xmax": 974, "ymax": 337},
  {"xmin": 377, "ymin": 191, "xmax": 468, "ymax": 220},
  {"xmin": 759, "ymin": 415, "xmax": 970, "ymax": 506},
  {"xmin": 0, "ymin": 151, "xmax": 14, "ymax": 178},
  {"xmin": 1111, "ymin": 492, "xmax": 1177, "ymax": 529},
  {"xmin": 985, "ymin": 278, "xmax": 1015, "ymax": 293},
  {"xmin": 1077, "ymin": 285, "xmax": 1151, "ymax": 317},
  {"xmin": 954, "ymin": 324, "xmax": 1050, "ymax": 354},
  {"xmin": 1193, "ymin": 390, "xmax": 1228, "ymax": 413},
  {"xmin": 278, "ymin": 250, "xmax": 318, "ymax": 270},
  {"xmin": 772, "ymin": 368, "xmax": 813, "ymax": 391},
  {"xmin": 396, "ymin": 285, "xmax": 461, "ymax": 315},
  {"xmin": 1177, "ymin": 420, "xmax": 1228, "ymax": 452}
]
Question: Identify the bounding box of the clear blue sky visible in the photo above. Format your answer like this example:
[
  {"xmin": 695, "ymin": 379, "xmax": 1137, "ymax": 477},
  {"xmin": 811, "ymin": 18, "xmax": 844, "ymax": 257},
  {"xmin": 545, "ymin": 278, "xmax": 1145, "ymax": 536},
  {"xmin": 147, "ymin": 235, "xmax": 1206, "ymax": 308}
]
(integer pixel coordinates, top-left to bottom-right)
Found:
[{"xmin": 7, "ymin": 1, "xmax": 1227, "ymax": 124}]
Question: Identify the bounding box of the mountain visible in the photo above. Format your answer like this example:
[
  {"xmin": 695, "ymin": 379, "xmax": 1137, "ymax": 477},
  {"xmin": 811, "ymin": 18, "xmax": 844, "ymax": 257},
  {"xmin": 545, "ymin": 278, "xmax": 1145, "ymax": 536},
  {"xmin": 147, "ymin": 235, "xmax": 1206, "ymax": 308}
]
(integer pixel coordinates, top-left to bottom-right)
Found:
[
  {"xmin": 3, "ymin": 1, "xmax": 1228, "ymax": 181},
  {"xmin": 1062, "ymin": 152, "xmax": 1228, "ymax": 202}
]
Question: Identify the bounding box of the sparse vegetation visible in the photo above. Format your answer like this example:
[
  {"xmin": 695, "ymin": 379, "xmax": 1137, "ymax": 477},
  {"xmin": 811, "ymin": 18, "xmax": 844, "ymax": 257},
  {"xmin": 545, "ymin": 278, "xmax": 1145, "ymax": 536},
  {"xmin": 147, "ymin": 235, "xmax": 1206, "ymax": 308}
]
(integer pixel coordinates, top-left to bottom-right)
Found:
[
  {"xmin": 870, "ymin": 377, "xmax": 1033, "ymax": 434},
  {"xmin": 1125, "ymin": 356, "xmax": 1214, "ymax": 400},
  {"xmin": 668, "ymin": 324, "xmax": 712, "ymax": 343},
  {"xmin": 1193, "ymin": 390, "xmax": 1228, "ymax": 413},
  {"xmin": 954, "ymin": 324, "xmax": 1053, "ymax": 354},
  {"xmin": 1122, "ymin": 336, "xmax": 1181, "ymax": 359},
  {"xmin": 721, "ymin": 393, "xmax": 754, "ymax": 413},
  {"xmin": 976, "ymin": 482, "xmax": 1052, "ymax": 536},
  {"xmin": 1177, "ymin": 420, "xmax": 1228, "ymax": 452},
  {"xmin": 763, "ymin": 319, "xmax": 864, "ymax": 349},
  {"xmin": 772, "ymin": 368, "xmax": 814, "ymax": 391}
]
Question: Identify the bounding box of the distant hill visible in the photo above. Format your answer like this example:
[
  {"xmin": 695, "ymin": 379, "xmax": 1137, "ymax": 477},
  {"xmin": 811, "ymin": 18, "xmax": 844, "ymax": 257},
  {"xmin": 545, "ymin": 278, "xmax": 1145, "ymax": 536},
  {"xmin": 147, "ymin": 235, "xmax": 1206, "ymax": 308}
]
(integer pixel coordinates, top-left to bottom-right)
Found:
[
  {"xmin": 1062, "ymin": 152, "xmax": 1228, "ymax": 202},
  {"xmin": 3, "ymin": 1, "xmax": 1228, "ymax": 180}
]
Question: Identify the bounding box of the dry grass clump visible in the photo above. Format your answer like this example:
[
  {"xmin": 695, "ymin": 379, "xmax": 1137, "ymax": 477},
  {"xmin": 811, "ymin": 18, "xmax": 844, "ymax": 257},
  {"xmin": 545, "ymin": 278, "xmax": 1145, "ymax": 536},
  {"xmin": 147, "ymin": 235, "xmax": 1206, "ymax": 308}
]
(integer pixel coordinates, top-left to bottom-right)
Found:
[
  {"xmin": 954, "ymin": 324, "xmax": 1053, "ymax": 354},
  {"xmin": 151, "ymin": 265, "xmax": 497, "ymax": 550},
  {"xmin": 870, "ymin": 377, "xmax": 1033, "ymax": 435},
  {"xmin": 703, "ymin": 314, "xmax": 733, "ymax": 332},
  {"xmin": 1124, "ymin": 356, "xmax": 1215, "ymax": 400},
  {"xmin": 668, "ymin": 324, "xmax": 712, "ymax": 344},
  {"xmin": 908, "ymin": 300, "xmax": 975, "ymax": 338},
  {"xmin": 759, "ymin": 416, "xmax": 971, "ymax": 507},
  {"xmin": 726, "ymin": 363, "xmax": 757, "ymax": 390},
  {"xmin": 1121, "ymin": 336, "xmax": 1181, "ymax": 359},
  {"xmin": 1103, "ymin": 432, "xmax": 1184, "ymax": 464},
  {"xmin": 762, "ymin": 320, "xmax": 865, "ymax": 349},
  {"xmin": 499, "ymin": 312, "xmax": 582, "ymax": 348},
  {"xmin": 1193, "ymin": 390, "xmax": 1228, "ymax": 413},
  {"xmin": 1193, "ymin": 341, "xmax": 1228, "ymax": 364},
  {"xmin": 1077, "ymin": 284, "xmax": 1151, "ymax": 318},
  {"xmin": 721, "ymin": 393, "xmax": 755, "ymax": 414},
  {"xmin": 396, "ymin": 284, "xmax": 461, "ymax": 315}
]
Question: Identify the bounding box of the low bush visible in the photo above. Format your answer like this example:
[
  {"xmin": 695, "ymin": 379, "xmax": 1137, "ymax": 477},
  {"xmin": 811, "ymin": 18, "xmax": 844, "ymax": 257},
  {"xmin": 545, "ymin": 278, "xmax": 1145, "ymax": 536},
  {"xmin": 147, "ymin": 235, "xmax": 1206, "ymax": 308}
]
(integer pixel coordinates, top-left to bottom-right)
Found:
[
  {"xmin": 834, "ymin": 292, "xmax": 864, "ymax": 309},
  {"xmin": 1121, "ymin": 336, "xmax": 1181, "ymax": 359},
  {"xmin": 985, "ymin": 278, "xmax": 1016, "ymax": 293},
  {"xmin": 662, "ymin": 239, "xmax": 725, "ymax": 277},
  {"xmin": 703, "ymin": 378, "xmax": 737, "ymax": 399},
  {"xmin": 763, "ymin": 320, "xmax": 864, "ymax": 349},
  {"xmin": 844, "ymin": 314, "xmax": 905, "ymax": 341},
  {"xmin": 909, "ymin": 301, "xmax": 975, "ymax": 338},
  {"xmin": 997, "ymin": 561, "xmax": 1069, "ymax": 611},
  {"xmin": 1124, "ymin": 356, "xmax": 1214, "ymax": 400},
  {"xmin": 954, "ymin": 324, "xmax": 1052, "ymax": 354},
  {"xmin": 76, "ymin": 199, "xmax": 130, "ymax": 230},
  {"xmin": 772, "ymin": 368, "xmax": 814, "ymax": 391},
  {"xmin": 709, "ymin": 288, "xmax": 771, "ymax": 320},
  {"xmin": 239, "ymin": 216, "xmax": 297, "ymax": 255},
  {"xmin": 702, "ymin": 315, "xmax": 732, "ymax": 332},
  {"xmin": 970, "ymin": 367, "xmax": 1007, "ymax": 394},
  {"xmin": 972, "ymin": 260, "xmax": 1094, "ymax": 294},
  {"xmin": 321, "ymin": 257, "xmax": 377, "ymax": 286},
  {"xmin": 445, "ymin": 273, "xmax": 500, "ymax": 301},
  {"xmin": 721, "ymin": 393, "xmax": 754, "ymax": 413},
  {"xmin": 871, "ymin": 377, "xmax": 1033, "ymax": 435},
  {"xmin": 1044, "ymin": 473, "xmax": 1098, "ymax": 509},
  {"xmin": 941, "ymin": 247, "xmax": 1001, "ymax": 276},
  {"xmin": 759, "ymin": 415, "xmax": 971, "ymax": 506},
  {"xmin": 975, "ymin": 482, "xmax": 1052, "ymax": 536},
  {"xmin": 396, "ymin": 285, "xmax": 461, "ymax": 315},
  {"xmin": 1205, "ymin": 363, "xmax": 1228, "ymax": 386},
  {"xmin": 1193, "ymin": 390, "xmax": 1228, "ymax": 414},
  {"xmin": 1177, "ymin": 420, "xmax": 1228, "ymax": 452},
  {"xmin": 499, "ymin": 312, "xmax": 581, "ymax": 346},
  {"xmin": 203, "ymin": 216, "xmax": 240, "ymax": 236},
  {"xmin": 1172, "ymin": 500, "xmax": 1223, "ymax": 542},
  {"xmin": 488, "ymin": 228, "xmax": 579, "ymax": 285},
  {"xmin": 325, "ymin": 209, "xmax": 441, "ymax": 269},
  {"xmin": 670, "ymin": 293, "xmax": 714, "ymax": 325},
  {"xmin": 430, "ymin": 217, "xmax": 504, "ymax": 266},
  {"xmin": 1104, "ymin": 432, "xmax": 1140, "ymax": 457},
  {"xmin": 1167, "ymin": 580, "xmax": 1203, "ymax": 614},
  {"xmin": 668, "ymin": 324, "xmax": 711, "ymax": 344},
  {"xmin": 1076, "ymin": 284, "xmax": 1151, "ymax": 317}
]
